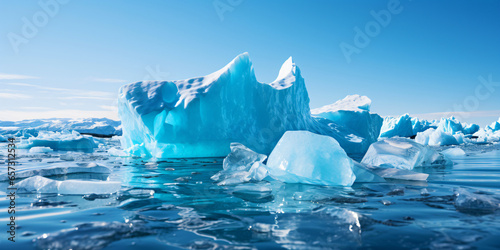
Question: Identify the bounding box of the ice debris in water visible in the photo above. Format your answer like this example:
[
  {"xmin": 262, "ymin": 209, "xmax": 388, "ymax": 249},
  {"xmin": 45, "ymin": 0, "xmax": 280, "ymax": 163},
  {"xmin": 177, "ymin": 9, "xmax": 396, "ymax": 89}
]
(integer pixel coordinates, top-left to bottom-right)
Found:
[
  {"xmin": 15, "ymin": 176, "xmax": 121, "ymax": 194},
  {"xmin": 211, "ymin": 143, "xmax": 268, "ymax": 185},
  {"xmin": 19, "ymin": 130, "xmax": 97, "ymax": 152},
  {"xmin": 361, "ymin": 137, "xmax": 451, "ymax": 170},
  {"xmin": 118, "ymin": 53, "xmax": 382, "ymax": 158},
  {"xmin": 29, "ymin": 146, "xmax": 53, "ymax": 153},
  {"xmin": 266, "ymin": 131, "xmax": 355, "ymax": 186},
  {"xmin": 0, "ymin": 134, "xmax": 7, "ymax": 142},
  {"xmin": 108, "ymin": 146, "xmax": 127, "ymax": 157},
  {"xmin": 370, "ymin": 167, "xmax": 428, "ymax": 181},
  {"xmin": 454, "ymin": 188, "xmax": 499, "ymax": 215},
  {"xmin": 0, "ymin": 162, "xmax": 110, "ymax": 181},
  {"xmin": 351, "ymin": 162, "xmax": 385, "ymax": 183},
  {"xmin": 441, "ymin": 147, "xmax": 466, "ymax": 158}
]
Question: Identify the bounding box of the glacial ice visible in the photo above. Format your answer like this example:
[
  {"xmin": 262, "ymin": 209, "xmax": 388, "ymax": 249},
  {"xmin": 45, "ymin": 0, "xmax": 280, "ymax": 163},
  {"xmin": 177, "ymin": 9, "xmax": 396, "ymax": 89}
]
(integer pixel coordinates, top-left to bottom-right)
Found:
[
  {"xmin": 0, "ymin": 134, "xmax": 7, "ymax": 142},
  {"xmin": 15, "ymin": 176, "xmax": 121, "ymax": 194},
  {"xmin": 370, "ymin": 167, "xmax": 429, "ymax": 181},
  {"xmin": 454, "ymin": 188, "xmax": 499, "ymax": 215},
  {"xmin": 472, "ymin": 117, "xmax": 500, "ymax": 143},
  {"xmin": 0, "ymin": 118, "xmax": 121, "ymax": 137},
  {"xmin": 415, "ymin": 128, "xmax": 460, "ymax": 146},
  {"xmin": 20, "ymin": 130, "xmax": 98, "ymax": 152},
  {"xmin": 211, "ymin": 143, "xmax": 268, "ymax": 185},
  {"xmin": 311, "ymin": 94, "xmax": 383, "ymax": 145},
  {"xmin": 441, "ymin": 147, "xmax": 466, "ymax": 158},
  {"xmin": 351, "ymin": 162, "xmax": 385, "ymax": 183},
  {"xmin": 361, "ymin": 137, "xmax": 451, "ymax": 170},
  {"xmin": 118, "ymin": 53, "xmax": 378, "ymax": 158},
  {"xmin": 108, "ymin": 147, "xmax": 127, "ymax": 157},
  {"xmin": 266, "ymin": 131, "xmax": 355, "ymax": 186},
  {"xmin": 0, "ymin": 162, "xmax": 110, "ymax": 181},
  {"xmin": 379, "ymin": 114, "xmax": 414, "ymax": 138},
  {"xmin": 29, "ymin": 146, "xmax": 54, "ymax": 153}
]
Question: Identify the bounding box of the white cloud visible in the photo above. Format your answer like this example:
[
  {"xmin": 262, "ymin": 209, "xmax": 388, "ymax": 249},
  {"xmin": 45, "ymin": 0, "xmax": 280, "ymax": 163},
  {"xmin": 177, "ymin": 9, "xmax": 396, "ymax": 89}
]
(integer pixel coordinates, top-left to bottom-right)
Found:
[
  {"xmin": 3, "ymin": 82, "xmax": 117, "ymax": 101},
  {"xmin": 0, "ymin": 73, "xmax": 39, "ymax": 80},
  {"xmin": 0, "ymin": 93, "xmax": 32, "ymax": 99},
  {"xmin": 0, "ymin": 109, "xmax": 119, "ymax": 121},
  {"xmin": 100, "ymin": 105, "xmax": 118, "ymax": 111},
  {"xmin": 411, "ymin": 110, "xmax": 500, "ymax": 120}
]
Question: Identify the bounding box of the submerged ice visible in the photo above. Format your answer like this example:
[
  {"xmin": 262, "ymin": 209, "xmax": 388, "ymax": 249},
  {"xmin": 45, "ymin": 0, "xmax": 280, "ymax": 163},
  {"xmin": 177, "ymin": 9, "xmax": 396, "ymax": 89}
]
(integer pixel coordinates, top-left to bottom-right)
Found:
[{"xmin": 15, "ymin": 176, "xmax": 121, "ymax": 195}]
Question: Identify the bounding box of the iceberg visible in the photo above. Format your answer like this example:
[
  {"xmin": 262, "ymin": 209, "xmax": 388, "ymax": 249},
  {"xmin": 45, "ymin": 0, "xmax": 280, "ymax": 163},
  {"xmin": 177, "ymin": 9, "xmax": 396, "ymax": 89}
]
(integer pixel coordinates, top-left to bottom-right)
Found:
[
  {"xmin": 411, "ymin": 117, "xmax": 435, "ymax": 136},
  {"xmin": 361, "ymin": 137, "xmax": 451, "ymax": 170},
  {"xmin": 15, "ymin": 176, "xmax": 121, "ymax": 194},
  {"xmin": 379, "ymin": 114, "xmax": 414, "ymax": 138},
  {"xmin": 311, "ymin": 95, "xmax": 383, "ymax": 145},
  {"xmin": 351, "ymin": 162, "xmax": 385, "ymax": 183},
  {"xmin": 266, "ymin": 131, "xmax": 355, "ymax": 186},
  {"xmin": 415, "ymin": 128, "xmax": 460, "ymax": 146},
  {"xmin": 118, "ymin": 53, "xmax": 377, "ymax": 158},
  {"xmin": 20, "ymin": 130, "xmax": 98, "ymax": 152},
  {"xmin": 0, "ymin": 162, "xmax": 110, "ymax": 181},
  {"xmin": 0, "ymin": 134, "xmax": 8, "ymax": 142},
  {"xmin": 211, "ymin": 143, "xmax": 268, "ymax": 185}
]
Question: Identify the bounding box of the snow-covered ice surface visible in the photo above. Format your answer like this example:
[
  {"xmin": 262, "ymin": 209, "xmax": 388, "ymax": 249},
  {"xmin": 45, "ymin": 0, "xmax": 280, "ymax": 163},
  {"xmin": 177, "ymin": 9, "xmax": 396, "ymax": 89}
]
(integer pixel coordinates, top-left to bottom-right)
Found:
[{"xmin": 1, "ymin": 137, "xmax": 500, "ymax": 249}]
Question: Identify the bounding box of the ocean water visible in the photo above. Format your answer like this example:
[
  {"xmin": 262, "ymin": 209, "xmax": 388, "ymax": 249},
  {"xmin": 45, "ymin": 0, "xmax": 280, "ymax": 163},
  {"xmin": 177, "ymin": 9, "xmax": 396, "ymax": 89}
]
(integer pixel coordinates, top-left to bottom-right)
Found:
[{"xmin": 1, "ymin": 139, "xmax": 499, "ymax": 249}]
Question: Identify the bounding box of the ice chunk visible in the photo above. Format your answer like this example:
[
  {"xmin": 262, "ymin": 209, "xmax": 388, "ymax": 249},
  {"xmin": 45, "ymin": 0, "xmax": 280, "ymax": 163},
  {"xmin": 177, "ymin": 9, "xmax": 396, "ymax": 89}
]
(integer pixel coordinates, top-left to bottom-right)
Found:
[
  {"xmin": 454, "ymin": 188, "xmax": 499, "ymax": 215},
  {"xmin": 21, "ymin": 130, "xmax": 97, "ymax": 152},
  {"xmin": 371, "ymin": 168, "xmax": 428, "ymax": 181},
  {"xmin": 379, "ymin": 114, "xmax": 414, "ymax": 138},
  {"xmin": 361, "ymin": 137, "xmax": 451, "ymax": 170},
  {"xmin": 15, "ymin": 176, "xmax": 121, "ymax": 194},
  {"xmin": 312, "ymin": 95, "xmax": 383, "ymax": 145},
  {"xmin": 211, "ymin": 143, "xmax": 268, "ymax": 185},
  {"xmin": 29, "ymin": 146, "xmax": 53, "ymax": 153},
  {"xmin": 351, "ymin": 162, "xmax": 385, "ymax": 183},
  {"xmin": 266, "ymin": 131, "xmax": 355, "ymax": 186},
  {"xmin": 118, "ymin": 53, "xmax": 378, "ymax": 158},
  {"xmin": 463, "ymin": 123, "xmax": 480, "ymax": 135},
  {"xmin": 411, "ymin": 117, "xmax": 435, "ymax": 136},
  {"xmin": 0, "ymin": 134, "xmax": 8, "ymax": 142},
  {"xmin": 415, "ymin": 128, "xmax": 460, "ymax": 146},
  {"xmin": 108, "ymin": 147, "xmax": 127, "ymax": 157},
  {"xmin": 441, "ymin": 147, "xmax": 466, "ymax": 158},
  {"xmin": 0, "ymin": 162, "xmax": 110, "ymax": 181}
]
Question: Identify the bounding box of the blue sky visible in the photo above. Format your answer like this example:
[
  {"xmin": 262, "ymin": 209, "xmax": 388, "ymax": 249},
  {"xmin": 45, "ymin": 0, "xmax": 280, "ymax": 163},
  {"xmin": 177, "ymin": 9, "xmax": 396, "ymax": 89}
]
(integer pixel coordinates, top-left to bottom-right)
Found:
[{"xmin": 1, "ymin": 0, "xmax": 499, "ymax": 126}]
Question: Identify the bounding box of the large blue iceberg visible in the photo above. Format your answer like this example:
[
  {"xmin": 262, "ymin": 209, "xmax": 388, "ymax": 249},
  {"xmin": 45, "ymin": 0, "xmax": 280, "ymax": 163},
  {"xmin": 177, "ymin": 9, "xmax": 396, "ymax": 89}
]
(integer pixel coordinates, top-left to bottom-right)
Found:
[{"xmin": 118, "ymin": 53, "xmax": 379, "ymax": 158}]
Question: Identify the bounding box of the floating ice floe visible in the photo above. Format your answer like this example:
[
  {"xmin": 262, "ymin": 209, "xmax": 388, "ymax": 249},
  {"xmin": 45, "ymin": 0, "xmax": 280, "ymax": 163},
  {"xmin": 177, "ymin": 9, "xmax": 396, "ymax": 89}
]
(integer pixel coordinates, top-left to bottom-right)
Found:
[
  {"xmin": 0, "ymin": 134, "xmax": 8, "ymax": 142},
  {"xmin": 211, "ymin": 143, "xmax": 268, "ymax": 185},
  {"xmin": 266, "ymin": 131, "xmax": 355, "ymax": 186},
  {"xmin": 369, "ymin": 167, "xmax": 428, "ymax": 181},
  {"xmin": 441, "ymin": 147, "xmax": 466, "ymax": 158},
  {"xmin": 15, "ymin": 176, "xmax": 121, "ymax": 194},
  {"xmin": 118, "ymin": 53, "xmax": 379, "ymax": 158},
  {"xmin": 454, "ymin": 188, "xmax": 499, "ymax": 215},
  {"xmin": 19, "ymin": 130, "xmax": 98, "ymax": 152},
  {"xmin": 0, "ymin": 162, "xmax": 110, "ymax": 181},
  {"xmin": 29, "ymin": 146, "xmax": 54, "ymax": 154},
  {"xmin": 361, "ymin": 137, "xmax": 451, "ymax": 170},
  {"xmin": 351, "ymin": 162, "xmax": 385, "ymax": 183},
  {"xmin": 108, "ymin": 147, "xmax": 128, "ymax": 157},
  {"xmin": 415, "ymin": 128, "xmax": 462, "ymax": 146}
]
